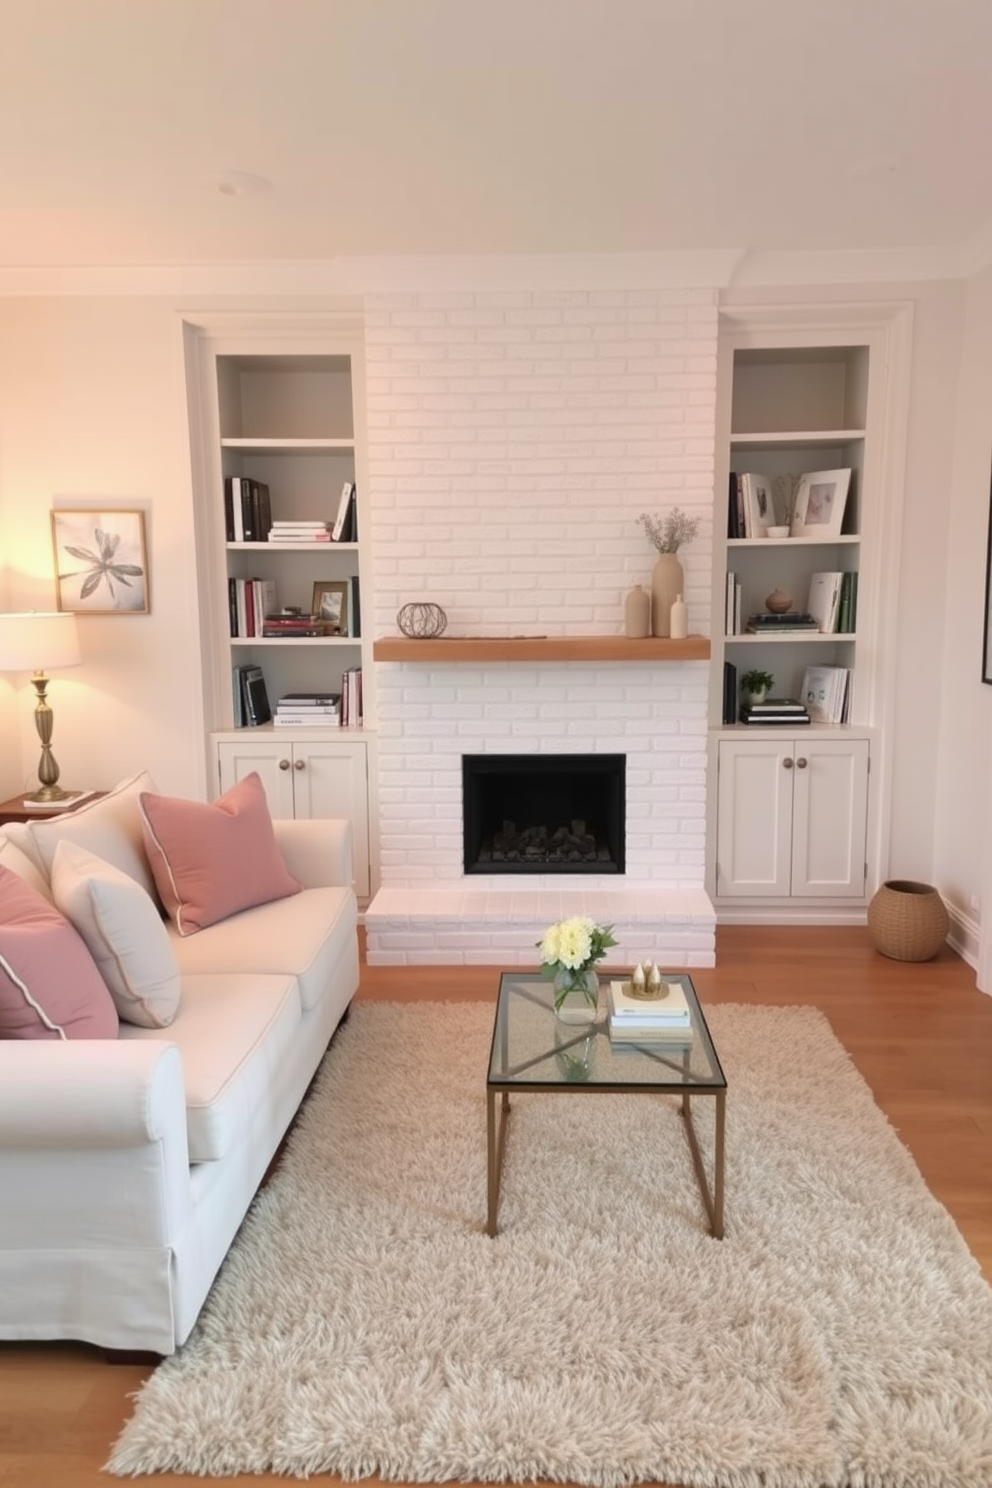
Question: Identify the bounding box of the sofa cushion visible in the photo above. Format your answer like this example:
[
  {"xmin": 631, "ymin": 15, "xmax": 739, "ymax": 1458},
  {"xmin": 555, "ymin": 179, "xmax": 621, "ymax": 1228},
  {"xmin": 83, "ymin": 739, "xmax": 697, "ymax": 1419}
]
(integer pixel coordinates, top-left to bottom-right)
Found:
[
  {"xmin": 50, "ymin": 841, "xmax": 181, "ymax": 1029},
  {"xmin": 0, "ymin": 865, "xmax": 119, "ymax": 1040},
  {"xmin": 119, "ymin": 971, "xmax": 302, "ymax": 1161},
  {"xmin": 0, "ymin": 833, "xmax": 53, "ymax": 901},
  {"xmin": 138, "ymin": 772, "xmax": 301, "ymax": 936},
  {"xmin": 169, "ymin": 885, "xmax": 355, "ymax": 1013},
  {"xmin": 4, "ymin": 771, "xmax": 159, "ymax": 901}
]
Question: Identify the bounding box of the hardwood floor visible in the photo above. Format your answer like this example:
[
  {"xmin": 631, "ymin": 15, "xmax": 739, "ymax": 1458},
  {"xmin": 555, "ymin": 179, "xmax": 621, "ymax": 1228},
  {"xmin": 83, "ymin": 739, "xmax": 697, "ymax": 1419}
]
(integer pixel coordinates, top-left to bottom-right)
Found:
[{"xmin": 2, "ymin": 926, "xmax": 989, "ymax": 1488}]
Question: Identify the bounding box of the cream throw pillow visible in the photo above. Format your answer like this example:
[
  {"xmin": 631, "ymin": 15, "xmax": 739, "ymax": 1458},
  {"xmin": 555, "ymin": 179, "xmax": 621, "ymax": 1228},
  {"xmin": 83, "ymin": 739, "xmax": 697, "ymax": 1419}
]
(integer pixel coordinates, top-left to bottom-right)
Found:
[
  {"xmin": 5, "ymin": 770, "xmax": 159, "ymax": 900},
  {"xmin": 50, "ymin": 840, "xmax": 181, "ymax": 1028}
]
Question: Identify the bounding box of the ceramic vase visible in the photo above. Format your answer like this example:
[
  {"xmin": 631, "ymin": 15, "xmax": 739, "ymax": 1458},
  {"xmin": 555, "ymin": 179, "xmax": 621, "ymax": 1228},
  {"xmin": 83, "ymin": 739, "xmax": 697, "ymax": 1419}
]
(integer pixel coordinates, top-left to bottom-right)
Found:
[
  {"xmin": 553, "ymin": 965, "xmax": 601, "ymax": 1024},
  {"xmin": 624, "ymin": 583, "xmax": 651, "ymax": 639},
  {"xmin": 650, "ymin": 553, "xmax": 684, "ymax": 638}
]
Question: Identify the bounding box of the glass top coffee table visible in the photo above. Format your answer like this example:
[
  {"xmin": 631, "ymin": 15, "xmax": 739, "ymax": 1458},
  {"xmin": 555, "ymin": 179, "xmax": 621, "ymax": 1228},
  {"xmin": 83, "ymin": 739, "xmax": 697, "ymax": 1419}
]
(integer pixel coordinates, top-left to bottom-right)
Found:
[{"xmin": 486, "ymin": 970, "xmax": 727, "ymax": 1238}]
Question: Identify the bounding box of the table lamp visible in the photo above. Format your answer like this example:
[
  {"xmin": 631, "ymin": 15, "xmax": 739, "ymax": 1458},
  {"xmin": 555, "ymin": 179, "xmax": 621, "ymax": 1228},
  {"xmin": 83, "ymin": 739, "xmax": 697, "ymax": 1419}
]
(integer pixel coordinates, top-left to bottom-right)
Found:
[{"xmin": 0, "ymin": 611, "xmax": 82, "ymax": 802}]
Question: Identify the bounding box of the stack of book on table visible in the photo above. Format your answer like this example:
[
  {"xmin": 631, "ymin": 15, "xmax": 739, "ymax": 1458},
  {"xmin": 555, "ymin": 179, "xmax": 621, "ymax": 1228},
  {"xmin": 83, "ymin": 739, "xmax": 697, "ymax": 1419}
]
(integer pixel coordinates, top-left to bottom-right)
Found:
[
  {"xmin": 273, "ymin": 692, "xmax": 341, "ymax": 727},
  {"xmin": 739, "ymin": 696, "xmax": 811, "ymax": 726},
  {"xmin": 607, "ymin": 976, "xmax": 694, "ymax": 1045}
]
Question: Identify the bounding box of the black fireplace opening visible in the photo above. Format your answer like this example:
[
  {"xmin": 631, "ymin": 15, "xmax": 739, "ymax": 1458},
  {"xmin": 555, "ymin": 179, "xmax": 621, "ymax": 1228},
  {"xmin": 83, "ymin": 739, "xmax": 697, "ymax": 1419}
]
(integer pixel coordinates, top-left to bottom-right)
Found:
[{"xmin": 462, "ymin": 754, "xmax": 625, "ymax": 875}]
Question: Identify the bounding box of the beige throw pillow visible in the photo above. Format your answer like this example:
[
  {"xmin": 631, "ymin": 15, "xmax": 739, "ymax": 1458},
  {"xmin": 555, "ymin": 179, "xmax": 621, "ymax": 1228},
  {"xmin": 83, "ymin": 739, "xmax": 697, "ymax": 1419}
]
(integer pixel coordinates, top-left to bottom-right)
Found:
[{"xmin": 5, "ymin": 771, "xmax": 159, "ymax": 900}]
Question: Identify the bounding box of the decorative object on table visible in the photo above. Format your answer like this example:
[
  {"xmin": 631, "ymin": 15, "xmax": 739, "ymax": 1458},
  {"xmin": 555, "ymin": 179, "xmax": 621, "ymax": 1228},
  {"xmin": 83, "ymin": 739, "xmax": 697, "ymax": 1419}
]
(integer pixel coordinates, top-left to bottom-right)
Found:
[
  {"xmin": 867, "ymin": 880, "xmax": 949, "ymax": 962},
  {"xmin": 50, "ymin": 509, "xmax": 149, "ymax": 613},
  {"xmin": 396, "ymin": 601, "xmax": 448, "ymax": 639},
  {"xmin": 740, "ymin": 668, "xmax": 774, "ymax": 706},
  {"xmin": 669, "ymin": 592, "xmax": 688, "ymax": 640},
  {"xmin": 764, "ymin": 588, "xmax": 793, "ymax": 614},
  {"xmin": 623, "ymin": 583, "xmax": 651, "ymax": 638},
  {"xmin": 789, "ymin": 468, "xmax": 852, "ymax": 538},
  {"xmin": 637, "ymin": 507, "xmax": 700, "ymax": 638},
  {"xmin": 767, "ymin": 525, "xmax": 790, "ymax": 539},
  {"xmin": 536, "ymin": 915, "xmax": 617, "ymax": 1023},
  {"xmin": 0, "ymin": 611, "xmax": 81, "ymax": 802}
]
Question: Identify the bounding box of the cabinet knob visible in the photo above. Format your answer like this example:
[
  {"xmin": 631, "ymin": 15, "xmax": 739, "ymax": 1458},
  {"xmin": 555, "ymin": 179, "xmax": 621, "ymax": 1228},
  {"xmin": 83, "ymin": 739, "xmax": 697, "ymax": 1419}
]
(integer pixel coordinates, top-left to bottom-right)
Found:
[
  {"xmin": 783, "ymin": 757, "xmax": 793, "ymax": 770},
  {"xmin": 796, "ymin": 757, "xmax": 808, "ymax": 769},
  {"xmin": 294, "ymin": 758, "xmax": 305, "ymax": 771},
  {"xmin": 279, "ymin": 759, "xmax": 291, "ymax": 771}
]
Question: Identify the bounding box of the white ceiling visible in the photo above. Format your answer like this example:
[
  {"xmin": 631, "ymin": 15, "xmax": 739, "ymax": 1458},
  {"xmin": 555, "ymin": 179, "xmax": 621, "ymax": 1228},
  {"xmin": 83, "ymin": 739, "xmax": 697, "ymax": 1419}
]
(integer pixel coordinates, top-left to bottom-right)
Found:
[{"xmin": 3, "ymin": 0, "xmax": 992, "ymax": 281}]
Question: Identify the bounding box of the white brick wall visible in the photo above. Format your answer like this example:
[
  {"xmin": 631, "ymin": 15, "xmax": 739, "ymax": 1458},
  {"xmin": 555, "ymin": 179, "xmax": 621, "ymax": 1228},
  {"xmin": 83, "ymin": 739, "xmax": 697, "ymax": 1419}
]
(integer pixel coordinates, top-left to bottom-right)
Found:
[{"xmin": 364, "ymin": 288, "xmax": 718, "ymax": 895}]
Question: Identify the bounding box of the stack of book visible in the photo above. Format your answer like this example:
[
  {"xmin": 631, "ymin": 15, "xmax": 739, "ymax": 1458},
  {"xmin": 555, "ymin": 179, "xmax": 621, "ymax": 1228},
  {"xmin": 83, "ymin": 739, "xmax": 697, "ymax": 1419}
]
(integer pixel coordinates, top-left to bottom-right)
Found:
[
  {"xmin": 739, "ymin": 696, "xmax": 811, "ymax": 726},
  {"xmin": 268, "ymin": 521, "xmax": 334, "ymax": 544},
  {"xmin": 745, "ymin": 612, "xmax": 819, "ymax": 634},
  {"xmin": 273, "ymin": 692, "xmax": 341, "ymax": 727},
  {"xmin": 607, "ymin": 977, "xmax": 694, "ymax": 1045},
  {"xmin": 261, "ymin": 614, "xmax": 336, "ymax": 638},
  {"xmin": 340, "ymin": 667, "xmax": 363, "ymax": 727}
]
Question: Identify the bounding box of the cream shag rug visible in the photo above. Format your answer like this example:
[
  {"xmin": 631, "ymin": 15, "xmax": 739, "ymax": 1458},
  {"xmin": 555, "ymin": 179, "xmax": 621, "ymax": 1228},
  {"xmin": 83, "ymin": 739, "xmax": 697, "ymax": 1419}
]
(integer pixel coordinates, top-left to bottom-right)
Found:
[{"xmin": 108, "ymin": 1001, "xmax": 992, "ymax": 1487}]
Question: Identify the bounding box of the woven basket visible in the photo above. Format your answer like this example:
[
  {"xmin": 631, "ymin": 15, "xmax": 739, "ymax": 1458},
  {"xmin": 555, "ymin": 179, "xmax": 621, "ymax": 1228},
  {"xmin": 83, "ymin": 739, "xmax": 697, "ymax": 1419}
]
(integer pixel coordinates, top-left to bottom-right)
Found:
[{"xmin": 866, "ymin": 880, "xmax": 949, "ymax": 962}]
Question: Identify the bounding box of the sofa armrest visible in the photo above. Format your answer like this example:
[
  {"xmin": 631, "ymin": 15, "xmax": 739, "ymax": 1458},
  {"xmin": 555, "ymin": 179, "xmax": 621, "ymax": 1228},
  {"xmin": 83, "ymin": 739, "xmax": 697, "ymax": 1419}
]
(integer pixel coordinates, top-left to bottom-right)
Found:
[
  {"xmin": 272, "ymin": 817, "xmax": 354, "ymax": 890},
  {"xmin": 0, "ymin": 1040, "xmax": 185, "ymax": 1150}
]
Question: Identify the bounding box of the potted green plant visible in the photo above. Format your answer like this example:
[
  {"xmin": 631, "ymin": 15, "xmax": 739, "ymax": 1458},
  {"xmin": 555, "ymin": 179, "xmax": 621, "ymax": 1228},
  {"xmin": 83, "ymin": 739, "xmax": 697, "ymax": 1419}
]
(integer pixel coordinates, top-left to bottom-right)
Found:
[{"xmin": 741, "ymin": 668, "xmax": 775, "ymax": 705}]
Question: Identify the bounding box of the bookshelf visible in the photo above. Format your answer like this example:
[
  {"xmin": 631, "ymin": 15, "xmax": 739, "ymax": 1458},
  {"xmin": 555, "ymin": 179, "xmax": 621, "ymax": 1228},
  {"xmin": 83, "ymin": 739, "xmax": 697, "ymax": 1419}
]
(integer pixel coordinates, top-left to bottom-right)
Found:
[{"xmin": 181, "ymin": 316, "xmax": 377, "ymax": 902}]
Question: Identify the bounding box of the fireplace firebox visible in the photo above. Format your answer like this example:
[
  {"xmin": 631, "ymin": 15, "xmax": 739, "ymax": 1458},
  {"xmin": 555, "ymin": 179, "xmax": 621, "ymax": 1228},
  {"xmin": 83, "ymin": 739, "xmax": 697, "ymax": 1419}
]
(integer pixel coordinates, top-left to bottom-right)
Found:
[{"xmin": 462, "ymin": 754, "xmax": 625, "ymax": 875}]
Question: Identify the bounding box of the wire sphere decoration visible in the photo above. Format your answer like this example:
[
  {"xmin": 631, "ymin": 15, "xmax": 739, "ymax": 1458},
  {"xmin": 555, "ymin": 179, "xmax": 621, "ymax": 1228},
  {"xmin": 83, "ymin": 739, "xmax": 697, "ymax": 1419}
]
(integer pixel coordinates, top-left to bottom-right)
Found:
[{"xmin": 396, "ymin": 602, "xmax": 448, "ymax": 639}]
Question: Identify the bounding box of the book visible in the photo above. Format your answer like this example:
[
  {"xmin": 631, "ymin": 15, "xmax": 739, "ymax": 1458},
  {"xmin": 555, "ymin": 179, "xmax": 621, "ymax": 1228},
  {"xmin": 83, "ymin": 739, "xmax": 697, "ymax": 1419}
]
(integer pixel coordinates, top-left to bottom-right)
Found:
[
  {"xmin": 745, "ymin": 696, "xmax": 808, "ymax": 713},
  {"xmin": 739, "ymin": 707, "xmax": 811, "ymax": 725},
  {"xmin": 273, "ymin": 714, "xmax": 341, "ymax": 727},
  {"xmin": 609, "ymin": 1022, "xmax": 695, "ymax": 1046},
  {"xmin": 722, "ymin": 661, "xmax": 738, "ymax": 726},
  {"xmin": 237, "ymin": 665, "xmax": 271, "ymax": 727},
  {"xmin": 802, "ymin": 665, "xmax": 849, "ymax": 724},
  {"xmin": 332, "ymin": 481, "xmax": 355, "ymax": 542},
  {"xmin": 746, "ymin": 615, "xmax": 819, "ymax": 633},
  {"xmin": 19, "ymin": 789, "xmax": 97, "ymax": 812},
  {"xmin": 608, "ymin": 979, "xmax": 691, "ymax": 1025},
  {"xmin": 807, "ymin": 572, "xmax": 844, "ymax": 634},
  {"xmin": 278, "ymin": 691, "xmax": 341, "ymax": 705}
]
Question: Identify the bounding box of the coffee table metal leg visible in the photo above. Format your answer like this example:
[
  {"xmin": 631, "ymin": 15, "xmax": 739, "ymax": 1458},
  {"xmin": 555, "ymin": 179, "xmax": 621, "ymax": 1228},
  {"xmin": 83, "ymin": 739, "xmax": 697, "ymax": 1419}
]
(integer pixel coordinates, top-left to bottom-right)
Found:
[
  {"xmin": 681, "ymin": 1091, "xmax": 725, "ymax": 1240},
  {"xmin": 487, "ymin": 1089, "xmax": 509, "ymax": 1237}
]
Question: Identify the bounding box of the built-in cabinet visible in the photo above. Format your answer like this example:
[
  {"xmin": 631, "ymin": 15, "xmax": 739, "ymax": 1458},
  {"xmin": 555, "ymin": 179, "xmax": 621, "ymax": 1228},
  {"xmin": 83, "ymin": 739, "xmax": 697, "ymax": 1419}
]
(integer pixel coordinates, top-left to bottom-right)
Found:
[
  {"xmin": 181, "ymin": 312, "xmax": 378, "ymax": 903},
  {"xmin": 715, "ymin": 735, "xmax": 869, "ymax": 899},
  {"xmin": 707, "ymin": 304, "xmax": 912, "ymax": 921},
  {"xmin": 214, "ymin": 733, "xmax": 371, "ymax": 899}
]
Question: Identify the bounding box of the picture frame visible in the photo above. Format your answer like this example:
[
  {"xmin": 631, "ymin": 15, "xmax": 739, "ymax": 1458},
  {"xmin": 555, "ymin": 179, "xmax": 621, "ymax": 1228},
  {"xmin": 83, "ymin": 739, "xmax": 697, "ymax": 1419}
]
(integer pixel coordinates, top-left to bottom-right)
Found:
[
  {"xmin": 983, "ymin": 463, "xmax": 992, "ymax": 684},
  {"xmin": 51, "ymin": 508, "xmax": 149, "ymax": 614},
  {"xmin": 311, "ymin": 580, "xmax": 349, "ymax": 634},
  {"xmin": 789, "ymin": 469, "xmax": 852, "ymax": 539}
]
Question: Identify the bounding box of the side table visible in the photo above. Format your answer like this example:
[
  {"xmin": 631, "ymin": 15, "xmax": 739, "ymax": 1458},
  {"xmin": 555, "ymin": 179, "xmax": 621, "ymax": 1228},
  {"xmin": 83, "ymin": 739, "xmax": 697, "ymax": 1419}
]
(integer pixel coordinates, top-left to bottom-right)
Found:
[{"xmin": 0, "ymin": 791, "xmax": 105, "ymax": 828}]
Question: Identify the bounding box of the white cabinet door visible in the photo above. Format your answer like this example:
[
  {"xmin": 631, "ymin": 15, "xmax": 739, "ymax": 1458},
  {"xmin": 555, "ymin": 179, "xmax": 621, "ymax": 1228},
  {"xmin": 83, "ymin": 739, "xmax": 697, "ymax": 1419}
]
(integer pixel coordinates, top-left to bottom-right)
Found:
[
  {"xmin": 716, "ymin": 738, "xmax": 794, "ymax": 897},
  {"xmin": 290, "ymin": 740, "xmax": 370, "ymax": 898},
  {"xmin": 716, "ymin": 734, "xmax": 869, "ymax": 900},
  {"xmin": 215, "ymin": 734, "xmax": 370, "ymax": 898},
  {"xmin": 791, "ymin": 738, "xmax": 869, "ymax": 897},
  {"xmin": 215, "ymin": 736, "xmax": 296, "ymax": 817}
]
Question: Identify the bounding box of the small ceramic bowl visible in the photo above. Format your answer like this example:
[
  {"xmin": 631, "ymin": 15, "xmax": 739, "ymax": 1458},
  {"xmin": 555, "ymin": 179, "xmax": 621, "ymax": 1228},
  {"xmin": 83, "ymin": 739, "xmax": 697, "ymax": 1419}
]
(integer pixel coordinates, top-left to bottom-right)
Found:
[{"xmin": 767, "ymin": 525, "xmax": 790, "ymax": 539}]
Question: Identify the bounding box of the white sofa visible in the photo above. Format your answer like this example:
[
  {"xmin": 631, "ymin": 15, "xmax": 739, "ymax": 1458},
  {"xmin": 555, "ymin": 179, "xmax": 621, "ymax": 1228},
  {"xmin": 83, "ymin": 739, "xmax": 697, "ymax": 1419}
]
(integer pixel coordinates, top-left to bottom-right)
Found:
[{"xmin": 0, "ymin": 778, "xmax": 359, "ymax": 1355}]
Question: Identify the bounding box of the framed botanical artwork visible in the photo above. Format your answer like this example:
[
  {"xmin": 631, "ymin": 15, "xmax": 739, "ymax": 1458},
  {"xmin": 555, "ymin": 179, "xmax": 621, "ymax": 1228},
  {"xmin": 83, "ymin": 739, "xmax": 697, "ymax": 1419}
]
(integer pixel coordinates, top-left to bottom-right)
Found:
[
  {"xmin": 311, "ymin": 580, "xmax": 349, "ymax": 634},
  {"xmin": 789, "ymin": 469, "xmax": 852, "ymax": 539},
  {"xmin": 51, "ymin": 509, "xmax": 149, "ymax": 614}
]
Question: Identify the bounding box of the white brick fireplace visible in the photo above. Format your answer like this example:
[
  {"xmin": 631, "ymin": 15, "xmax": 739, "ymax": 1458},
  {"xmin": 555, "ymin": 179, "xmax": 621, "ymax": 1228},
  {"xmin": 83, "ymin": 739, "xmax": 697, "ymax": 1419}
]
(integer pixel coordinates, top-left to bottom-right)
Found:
[{"xmin": 362, "ymin": 285, "xmax": 719, "ymax": 966}]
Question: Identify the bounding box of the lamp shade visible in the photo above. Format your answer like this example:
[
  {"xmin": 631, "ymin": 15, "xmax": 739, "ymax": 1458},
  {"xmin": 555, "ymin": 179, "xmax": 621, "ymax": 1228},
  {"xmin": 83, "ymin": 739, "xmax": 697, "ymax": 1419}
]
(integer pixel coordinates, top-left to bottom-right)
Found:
[{"xmin": 0, "ymin": 612, "xmax": 81, "ymax": 672}]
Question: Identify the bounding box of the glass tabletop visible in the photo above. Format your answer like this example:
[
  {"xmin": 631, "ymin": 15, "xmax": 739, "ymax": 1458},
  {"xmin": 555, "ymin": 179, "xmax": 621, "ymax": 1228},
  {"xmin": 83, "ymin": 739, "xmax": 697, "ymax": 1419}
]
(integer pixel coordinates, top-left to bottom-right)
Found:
[{"xmin": 488, "ymin": 971, "xmax": 726, "ymax": 1091}]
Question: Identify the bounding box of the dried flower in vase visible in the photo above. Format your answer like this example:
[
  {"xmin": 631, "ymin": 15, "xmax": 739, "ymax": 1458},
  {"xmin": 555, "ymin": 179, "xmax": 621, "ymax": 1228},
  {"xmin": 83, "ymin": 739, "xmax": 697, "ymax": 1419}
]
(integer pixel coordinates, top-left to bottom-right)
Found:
[{"xmin": 637, "ymin": 508, "xmax": 700, "ymax": 553}]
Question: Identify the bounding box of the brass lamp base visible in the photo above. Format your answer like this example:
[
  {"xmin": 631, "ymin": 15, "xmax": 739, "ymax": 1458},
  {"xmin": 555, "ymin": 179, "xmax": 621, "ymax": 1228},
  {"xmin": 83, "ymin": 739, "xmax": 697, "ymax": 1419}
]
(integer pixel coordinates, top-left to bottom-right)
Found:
[{"xmin": 29, "ymin": 672, "xmax": 70, "ymax": 804}]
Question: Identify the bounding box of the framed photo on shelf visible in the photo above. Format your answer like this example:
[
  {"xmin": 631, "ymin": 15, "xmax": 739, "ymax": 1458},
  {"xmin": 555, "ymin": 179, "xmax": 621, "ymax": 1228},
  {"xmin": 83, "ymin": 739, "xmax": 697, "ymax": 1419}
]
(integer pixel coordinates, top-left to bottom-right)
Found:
[
  {"xmin": 789, "ymin": 469, "xmax": 852, "ymax": 539},
  {"xmin": 311, "ymin": 580, "xmax": 349, "ymax": 634},
  {"xmin": 51, "ymin": 508, "xmax": 149, "ymax": 614}
]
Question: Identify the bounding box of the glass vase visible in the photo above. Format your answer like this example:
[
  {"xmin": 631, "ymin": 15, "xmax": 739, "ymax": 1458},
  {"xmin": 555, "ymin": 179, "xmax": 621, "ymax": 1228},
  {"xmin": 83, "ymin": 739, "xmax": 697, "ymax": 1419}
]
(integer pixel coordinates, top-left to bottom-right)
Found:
[{"xmin": 553, "ymin": 965, "xmax": 601, "ymax": 1024}]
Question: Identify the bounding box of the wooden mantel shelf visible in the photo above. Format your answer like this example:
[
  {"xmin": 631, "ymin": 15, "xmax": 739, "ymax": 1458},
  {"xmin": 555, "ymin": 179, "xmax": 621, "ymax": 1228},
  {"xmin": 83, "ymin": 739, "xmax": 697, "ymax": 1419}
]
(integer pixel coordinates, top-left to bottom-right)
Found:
[{"xmin": 373, "ymin": 635, "xmax": 710, "ymax": 663}]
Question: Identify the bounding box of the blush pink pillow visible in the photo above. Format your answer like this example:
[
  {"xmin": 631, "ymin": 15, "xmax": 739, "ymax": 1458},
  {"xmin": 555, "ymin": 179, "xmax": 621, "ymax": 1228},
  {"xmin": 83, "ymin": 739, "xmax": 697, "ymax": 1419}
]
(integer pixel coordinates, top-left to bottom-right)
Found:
[
  {"xmin": 0, "ymin": 866, "xmax": 119, "ymax": 1040},
  {"xmin": 138, "ymin": 772, "xmax": 301, "ymax": 936}
]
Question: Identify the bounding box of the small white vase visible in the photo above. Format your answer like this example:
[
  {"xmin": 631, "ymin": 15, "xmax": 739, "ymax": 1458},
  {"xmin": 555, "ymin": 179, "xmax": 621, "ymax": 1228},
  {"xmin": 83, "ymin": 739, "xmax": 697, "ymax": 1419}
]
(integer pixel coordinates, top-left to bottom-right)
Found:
[{"xmin": 650, "ymin": 554, "xmax": 684, "ymax": 638}]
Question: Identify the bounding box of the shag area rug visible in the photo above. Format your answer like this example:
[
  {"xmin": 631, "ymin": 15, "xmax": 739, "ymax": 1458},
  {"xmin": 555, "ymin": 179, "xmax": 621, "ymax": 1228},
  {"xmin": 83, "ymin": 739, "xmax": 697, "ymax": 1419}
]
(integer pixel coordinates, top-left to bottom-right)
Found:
[{"xmin": 108, "ymin": 1001, "xmax": 992, "ymax": 1487}]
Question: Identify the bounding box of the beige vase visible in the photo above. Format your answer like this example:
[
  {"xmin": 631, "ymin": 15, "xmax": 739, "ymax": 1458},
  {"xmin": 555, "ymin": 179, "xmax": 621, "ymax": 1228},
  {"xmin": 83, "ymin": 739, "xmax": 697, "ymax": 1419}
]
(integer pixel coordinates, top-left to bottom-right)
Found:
[{"xmin": 650, "ymin": 553, "xmax": 684, "ymax": 638}]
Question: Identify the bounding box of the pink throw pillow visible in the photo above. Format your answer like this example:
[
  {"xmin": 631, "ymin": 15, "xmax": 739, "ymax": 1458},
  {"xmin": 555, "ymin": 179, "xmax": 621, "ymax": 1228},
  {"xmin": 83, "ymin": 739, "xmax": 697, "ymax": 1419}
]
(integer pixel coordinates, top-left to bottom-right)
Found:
[
  {"xmin": 138, "ymin": 772, "xmax": 301, "ymax": 936},
  {"xmin": 0, "ymin": 866, "xmax": 119, "ymax": 1040}
]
